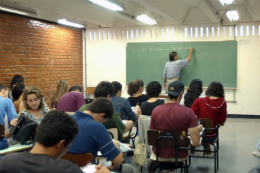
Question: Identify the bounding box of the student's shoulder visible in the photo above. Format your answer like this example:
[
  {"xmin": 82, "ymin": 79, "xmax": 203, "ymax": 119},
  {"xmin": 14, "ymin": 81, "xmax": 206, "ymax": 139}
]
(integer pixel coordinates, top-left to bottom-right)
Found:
[{"xmin": 51, "ymin": 159, "xmax": 83, "ymax": 173}]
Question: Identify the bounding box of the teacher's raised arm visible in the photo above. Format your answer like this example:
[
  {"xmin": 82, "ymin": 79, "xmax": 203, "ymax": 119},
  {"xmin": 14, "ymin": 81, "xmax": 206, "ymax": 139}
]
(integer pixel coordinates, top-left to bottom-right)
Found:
[{"xmin": 163, "ymin": 47, "xmax": 194, "ymax": 92}]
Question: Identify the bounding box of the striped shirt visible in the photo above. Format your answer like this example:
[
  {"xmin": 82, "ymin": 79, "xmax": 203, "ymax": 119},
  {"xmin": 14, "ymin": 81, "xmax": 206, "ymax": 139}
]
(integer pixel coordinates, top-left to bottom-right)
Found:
[{"xmin": 163, "ymin": 59, "xmax": 188, "ymax": 78}]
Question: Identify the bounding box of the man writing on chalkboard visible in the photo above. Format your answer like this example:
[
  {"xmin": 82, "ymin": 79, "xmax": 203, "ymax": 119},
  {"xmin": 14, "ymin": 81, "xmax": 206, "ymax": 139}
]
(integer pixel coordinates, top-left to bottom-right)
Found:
[{"xmin": 163, "ymin": 47, "xmax": 194, "ymax": 93}]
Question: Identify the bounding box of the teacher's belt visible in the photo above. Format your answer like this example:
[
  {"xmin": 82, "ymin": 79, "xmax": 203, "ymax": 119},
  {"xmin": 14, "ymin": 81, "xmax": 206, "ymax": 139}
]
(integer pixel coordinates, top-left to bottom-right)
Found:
[{"xmin": 167, "ymin": 77, "xmax": 178, "ymax": 80}]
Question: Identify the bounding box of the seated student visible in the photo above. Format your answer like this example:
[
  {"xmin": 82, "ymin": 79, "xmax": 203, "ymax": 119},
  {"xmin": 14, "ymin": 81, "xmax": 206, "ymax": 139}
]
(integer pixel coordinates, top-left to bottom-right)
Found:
[
  {"xmin": 111, "ymin": 81, "xmax": 139, "ymax": 121},
  {"xmin": 79, "ymin": 81, "xmax": 133, "ymax": 138},
  {"xmin": 17, "ymin": 86, "xmax": 50, "ymax": 124},
  {"xmin": 9, "ymin": 75, "xmax": 24, "ymax": 100},
  {"xmin": 191, "ymin": 81, "xmax": 227, "ymax": 152},
  {"xmin": 69, "ymin": 98, "xmax": 134, "ymax": 173},
  {"xmin": 127, "ymin": 79, "xmax": 148, "ymax": 107},
  {"xmin": 141, "ymin": 81, "xmax": 164, "ymax": 116},
  {"xmin": 57, "ymin": 85, "xmax": 86, "ymax": 112},
  {"xmin": 50, "ymin": 80, "xmax": 69, "ymax": 109},
  {"xmin": 184, "ymin": 79, "xmax": 203, "ymax": 108},
  {"xmin": 0, "ymin": 83, "xmax": 17, "ymax": 150},
  {"xmin": 149, "ymin": 81, "xmax": 202, "ymax": 161},
  {"xmin": 0, "ymin": 110, "xmax": 110, "ymax": 173},
  {"xmin": 11, "ymin": 82, "xmax": 25, "ymax": 113}
]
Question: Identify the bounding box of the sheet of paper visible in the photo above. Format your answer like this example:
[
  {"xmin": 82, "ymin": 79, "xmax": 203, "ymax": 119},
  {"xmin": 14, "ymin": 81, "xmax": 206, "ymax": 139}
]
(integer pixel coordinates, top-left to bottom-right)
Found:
[
  {"xmin": 122, "ymin": 120, "xmax": 126, "ymax": 124},
  {"xmin": 82, "ymin": 165, "xmax": 96, "ymax": 173}
]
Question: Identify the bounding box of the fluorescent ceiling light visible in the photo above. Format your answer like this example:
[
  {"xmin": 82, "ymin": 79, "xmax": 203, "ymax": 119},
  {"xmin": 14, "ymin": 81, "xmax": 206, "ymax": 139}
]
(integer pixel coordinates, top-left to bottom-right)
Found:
[
  {"xmin": 58, "ymin": 18, "xmax": 84, "ymax": 28},
  {"xmin": 219, "ymin": 0, "xmax": 235, "ymax": 6},
  {"xmin": 136, "ymin": 14, "xmax": 157, "ymax": 25},
  {"xmin": 0, "ymin": 0, "xmax": 37, "ymax": 15},
  {"xmin": 226, "ymin": 11, "xmax": 239, "ymax": 21},
  {"xmin": 89, "ymin": 0, "xmax": 123, "ymax": 11}
]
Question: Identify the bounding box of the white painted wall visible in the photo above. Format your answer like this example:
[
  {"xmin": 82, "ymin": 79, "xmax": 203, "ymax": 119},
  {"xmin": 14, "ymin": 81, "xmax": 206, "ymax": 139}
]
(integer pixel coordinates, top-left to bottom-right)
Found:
[{"xmin": 84, "ymin": 23, "xmax": 260, "ymax": 115}]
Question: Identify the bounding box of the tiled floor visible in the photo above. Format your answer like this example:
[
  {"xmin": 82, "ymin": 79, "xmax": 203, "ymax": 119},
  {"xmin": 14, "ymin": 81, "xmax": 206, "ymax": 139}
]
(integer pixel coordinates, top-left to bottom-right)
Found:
[{"xmin": 124, "ymin": 118, "xmax": 260, "ymax": 173}]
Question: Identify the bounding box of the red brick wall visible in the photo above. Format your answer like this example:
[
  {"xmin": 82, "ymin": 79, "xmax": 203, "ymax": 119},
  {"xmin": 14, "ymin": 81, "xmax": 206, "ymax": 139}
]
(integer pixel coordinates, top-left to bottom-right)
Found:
[{"xmin": 0, "ymin": 13, "xmax": 83, "ymax": 105}]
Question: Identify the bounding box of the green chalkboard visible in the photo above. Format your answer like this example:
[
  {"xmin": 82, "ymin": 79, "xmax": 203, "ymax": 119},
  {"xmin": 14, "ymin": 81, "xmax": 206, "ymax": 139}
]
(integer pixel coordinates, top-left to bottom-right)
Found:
[{"xmin": 126, "ymin": 41, "xmax": 237, "ymax": 88}]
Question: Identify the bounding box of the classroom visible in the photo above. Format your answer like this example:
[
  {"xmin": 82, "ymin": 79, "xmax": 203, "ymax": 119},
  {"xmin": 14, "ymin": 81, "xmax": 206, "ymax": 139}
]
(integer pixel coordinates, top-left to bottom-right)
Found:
[{"xmin": 0, "ymin": 0, "xmax": 260, "ymax": 172}]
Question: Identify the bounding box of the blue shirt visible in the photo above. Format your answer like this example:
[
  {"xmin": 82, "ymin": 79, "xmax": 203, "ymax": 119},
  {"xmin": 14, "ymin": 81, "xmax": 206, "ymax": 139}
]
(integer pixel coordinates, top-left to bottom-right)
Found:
[
  {"xmin": 0, "ymin": 96, "xmax": 17, "ymax": 150},
  {"xmin": 163, "ymin": 59, "xmax": 188, "ymax": 78},
  {"xmin": 111, "ymin": 96, "xmax": 137, "ymax": 121},
  {"xmin": 68, "ymin": 111, "xmax": 120, "ymax": 161}
]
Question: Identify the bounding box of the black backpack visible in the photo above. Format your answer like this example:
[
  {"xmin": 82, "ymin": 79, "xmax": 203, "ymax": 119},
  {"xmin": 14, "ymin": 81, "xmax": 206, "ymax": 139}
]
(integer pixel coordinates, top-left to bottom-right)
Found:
[{"xmin": 10, "ymin": 113, "xmax": 38, "ymax": 145}]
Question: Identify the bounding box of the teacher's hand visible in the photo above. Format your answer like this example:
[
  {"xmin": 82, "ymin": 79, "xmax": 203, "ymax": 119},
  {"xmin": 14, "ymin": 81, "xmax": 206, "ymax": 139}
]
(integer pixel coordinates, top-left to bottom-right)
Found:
[
  {"xmin": 190, "ymin": 47, "xmax": 193, "ymax": 52},
  {"xmin": 163, "ymin": 83, "xmax": 166, "ymax": 88}
]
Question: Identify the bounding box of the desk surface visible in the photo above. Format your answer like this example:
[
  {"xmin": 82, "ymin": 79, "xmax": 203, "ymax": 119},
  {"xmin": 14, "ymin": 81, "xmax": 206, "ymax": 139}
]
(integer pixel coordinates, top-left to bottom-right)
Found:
[{"xmin": 0, "ymin": 143, "xmax": 33, "ymax": 155}]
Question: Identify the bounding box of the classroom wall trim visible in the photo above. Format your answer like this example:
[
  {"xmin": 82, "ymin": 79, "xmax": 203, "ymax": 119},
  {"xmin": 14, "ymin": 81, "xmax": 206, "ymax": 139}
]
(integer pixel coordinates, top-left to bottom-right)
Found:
[
  {"xmin": 0, "ymin": 12, "xmax": 83, "ymax": 105},
  {"xmin": 85, "ymin": 22, "xmax": 260, "ymax": 115}
]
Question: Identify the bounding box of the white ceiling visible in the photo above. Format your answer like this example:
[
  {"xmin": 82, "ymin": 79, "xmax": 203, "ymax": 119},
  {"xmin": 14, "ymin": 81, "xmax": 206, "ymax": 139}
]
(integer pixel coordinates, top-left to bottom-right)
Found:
[{"xmin": 4, "ymin": 0, "xmax": 260, "ymax": 28}]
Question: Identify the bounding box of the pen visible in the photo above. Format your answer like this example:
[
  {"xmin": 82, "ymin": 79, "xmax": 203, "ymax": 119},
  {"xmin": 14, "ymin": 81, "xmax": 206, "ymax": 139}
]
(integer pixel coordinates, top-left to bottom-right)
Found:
[
  {"xmin": 136, "ymin": 102, "xmax": 139, "ymax": 106},
  {"xmin": 98, "ymin": 162, "xmax": 104, "ymax": 170}
]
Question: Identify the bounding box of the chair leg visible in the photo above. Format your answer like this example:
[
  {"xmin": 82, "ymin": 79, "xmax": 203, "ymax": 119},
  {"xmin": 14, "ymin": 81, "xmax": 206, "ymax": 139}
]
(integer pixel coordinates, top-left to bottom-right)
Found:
[{"xmin": 213, "ymin": 145, "xmax": 216, "ymax": 173}]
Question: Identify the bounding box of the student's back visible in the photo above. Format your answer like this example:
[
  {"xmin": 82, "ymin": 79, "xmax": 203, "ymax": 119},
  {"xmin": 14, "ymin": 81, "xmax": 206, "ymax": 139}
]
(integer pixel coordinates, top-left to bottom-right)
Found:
[
  {"xmin": 0, "ymin": 152, "xmax": 81, "ymax": 173},
  {"xmin": 57, "ymin": 92, "xmax": 86, "ymax": 112},
  {"xmin": 127, "ymin": 94, "xmax": 148, "ymax": 107}
]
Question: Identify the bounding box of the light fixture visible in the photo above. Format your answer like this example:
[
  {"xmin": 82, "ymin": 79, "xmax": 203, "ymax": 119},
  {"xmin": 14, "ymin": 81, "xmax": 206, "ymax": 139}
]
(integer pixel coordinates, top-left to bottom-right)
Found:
[
  {"xmin": 136, "ymin": 14, "xmax": 157, "ymax": 25},
  {"xmin": 88, "ymin": 0, "xmax": 123, "ymax": 11},
  {"xmin": 0, "ymin": 0, "xmax": 37, "ymax": 15},
  {"xmin": 219, "ymin": 0, "xmax": 235, "ymax": 6},
  {"xmin": 58, "ymin": 18, "xmax": 85, "ymax": 28},
  {"xmin": 226, "ymin": 11, "xmax": 239, "ymax": 21}
]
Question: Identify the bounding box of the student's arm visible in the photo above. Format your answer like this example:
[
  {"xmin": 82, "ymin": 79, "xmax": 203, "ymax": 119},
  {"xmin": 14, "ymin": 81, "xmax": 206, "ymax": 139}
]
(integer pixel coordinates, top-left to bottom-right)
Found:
[
  {"xmin": 218, "ymin": 100, "xmax": 227, "ymax": 125},
  {"xmin": 124, "ymin": 120, "xmax": 133, "ymax": 133},
  {"xmin": 187, "ymin": 47, "xmax": 193, "ymax": 62},
  {"xmin": 111, "ymin": 139, "xmax": 124, "ymax": 166},
  {"xmin": 124, "ymin": 99, "xmax": 138, "ymax": 122},
  {"xmin": 188, "ymin": 126, "xmax": 200, "ymax": 146},
  {"xmin": 77, "ymin": 94, "xmax": 87, "ymax": 111}
]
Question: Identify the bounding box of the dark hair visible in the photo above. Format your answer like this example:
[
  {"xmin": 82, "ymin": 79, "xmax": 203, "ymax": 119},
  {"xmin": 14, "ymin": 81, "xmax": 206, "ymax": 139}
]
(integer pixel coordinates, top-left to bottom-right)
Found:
[
  {"xmin": 69, "ymin": 85, "xmax": 82, "ymax": 92},
  {"xmin": 10, "ymin": 75, "xmax": 24, "ymax": 89},
  {"xmin": 36, "ymin": 110, "xmax": 78, "ymax": 147},
  {"xmin": 0, "ymin": 83, "xmax": 7, "ymax": 91},
  {"xmin": 112, "ymin": 81, "xmax": 122, "ymax": 96},
  {"xmin": 146, "ymin": 81, "xmax": 162, "ymax": 98},
  {"xmin": 169, "ymin": 51, "xmax": 177, "ymax": 61},
  {"xmin": 87, "ymin": 97, "xmax": 114, "ymax": 119},
  {"xmin": 205, "ymin": 81, "xmax": 224, "ymax": 98},
  {"xmin": 184, "ymin": 79, "xmax": 203, "ymax": 108},
  {"xmin": 168, "ymin": 95, "xmax": 178, "ymax": 100},
  {"xmin": 12, "ymin": 82, "xmax": 25, "ymax": 101},
  {"xmin": 23, "ymin": 86, "xmax": 44, "ymax": 110},
  {"xmin": 94, "ymin": 81, "xmax": 114, "ymax": 98},
  {"xmin": 127, "ymin": 79, "xmax": 144, "ymax": 96}
]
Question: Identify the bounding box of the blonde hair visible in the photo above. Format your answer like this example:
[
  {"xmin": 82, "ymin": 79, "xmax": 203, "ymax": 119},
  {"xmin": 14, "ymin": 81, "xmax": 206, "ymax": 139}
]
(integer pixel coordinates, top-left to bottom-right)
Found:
[
  {"xmin": 23, "ymin": 86, "xmax": 44, "ymax": 110},
  {"xmin": 50, "ymin": 80, "xmax": 69, "ymax": 103},
  {"xmin": 127, "ymin": 79, "xmax": 144, "ymax": 96}
]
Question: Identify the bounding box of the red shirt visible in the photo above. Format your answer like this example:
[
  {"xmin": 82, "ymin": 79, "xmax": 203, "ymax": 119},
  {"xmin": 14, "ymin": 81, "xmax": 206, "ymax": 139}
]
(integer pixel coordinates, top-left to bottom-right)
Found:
[
  {"xmin": 57, "ymin": 92, "xmax": 86, "ymax": 112},
  {"xmin": 149, "ymin": 103, "xmax": 198, "ymax": 159},
  {"xmin": 191, "ymin": 97, "xmax": 227, "ymax": 137}
]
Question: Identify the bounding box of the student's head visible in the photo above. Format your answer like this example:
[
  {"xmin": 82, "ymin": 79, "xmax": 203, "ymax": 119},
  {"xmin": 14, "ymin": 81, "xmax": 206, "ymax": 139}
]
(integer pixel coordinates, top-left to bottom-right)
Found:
[
  {"xmin": 23, "ymin": 86, "xmax": 44, "ymax": 110},
  {"xmin": 0, "ymin": 83, "xmax": 8, "ymax": 98},
  {"xmin": 69, "ymin": 85, "xmax": 82, "ymax": 93},
  {"xmin": 36, "ymin": 110, "xmax": 78, "ymax": 159},
  {"xmin": 205, "ymin": 81, "xmax": 224, "ymax": 98},
  {"xmin": 112, "ymin": 81, "xmax": 122, "ymax": 97},
  {"xmin": 127, "ymin": 79, "xmax": 144, "ymax": 96},
  {"xmin": 94, "ymin": 81, "xmax": 114, "ymax": 99},
  {"xmin": 50, "ymin": 80, "xmax": 69, "ymax": 103},
  {"xmin": 168, "ymin": 81, "xmax": 184, "ymax": 101},
  {"xmin": 146, "ymin": 81, "xmax": 162, "ymax": 98},
  {"xmin": 12, "ymin": 82, "xmax": 26, "ymax": 101},
  {"xmin": 10, "ymin": 75, "xmax": 24, "ymax": 89},
  {"xmin": 86, "ymin": 97, "xmax": 114, "ymax": 123},
  {"xmin": 169, "ymin": 51, "xmax": 178, "ymax": 61},
  {"xmin": 187, "ymin": 79, "xmax": 203, "ymax": 95}
]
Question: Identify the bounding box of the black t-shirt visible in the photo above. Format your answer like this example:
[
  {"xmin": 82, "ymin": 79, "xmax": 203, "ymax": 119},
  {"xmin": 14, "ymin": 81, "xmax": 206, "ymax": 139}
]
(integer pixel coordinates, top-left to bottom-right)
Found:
[
  {"xmin": 0, "ymin": 151, "xmax": 83, "ymax": 173},
  {"xmin": 141, "ymin": 99, "xmax": 165, "ymax": 116},
  {"xmin": 127, "ymin": 94, "xmax": 149, "ymax": 107}
]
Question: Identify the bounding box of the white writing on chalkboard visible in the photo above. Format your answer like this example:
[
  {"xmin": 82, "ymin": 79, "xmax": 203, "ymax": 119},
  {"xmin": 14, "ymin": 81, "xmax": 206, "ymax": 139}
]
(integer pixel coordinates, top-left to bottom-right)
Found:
[{"xmin": 132, "ymin": 46, "xmax": 191, "ymax": 53}]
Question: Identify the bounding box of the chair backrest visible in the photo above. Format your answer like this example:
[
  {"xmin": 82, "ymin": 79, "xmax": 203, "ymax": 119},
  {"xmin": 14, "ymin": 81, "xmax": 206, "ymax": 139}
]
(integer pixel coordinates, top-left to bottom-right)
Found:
[
  {"xmin": 0, "ymin": 124, "xmax": 5, "ymax": 140},
  {"xmin": 61, "ymin": 153, "xmax": 93, "ymax": 167},
  {"xmin": 65, "ymin": 112, "xmax": 75, "ymax": 116},
  {"xmin": 107, "ymin": 128, "xmax": 118, "ymax": 139},
  {"xmin": 147, "ymin": 130, "xmax": 187, "ymax": 148},
  {"xmin": 198, "ymin": 118, "xmax": 215, "ymax": 134}
]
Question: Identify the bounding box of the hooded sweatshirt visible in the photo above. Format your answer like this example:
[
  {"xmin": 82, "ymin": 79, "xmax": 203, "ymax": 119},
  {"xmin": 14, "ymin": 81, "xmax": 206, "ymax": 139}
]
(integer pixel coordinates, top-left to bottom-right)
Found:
[{"xmin": 191, "ymin": 96, "xmax": 227, "ymax": 137}]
